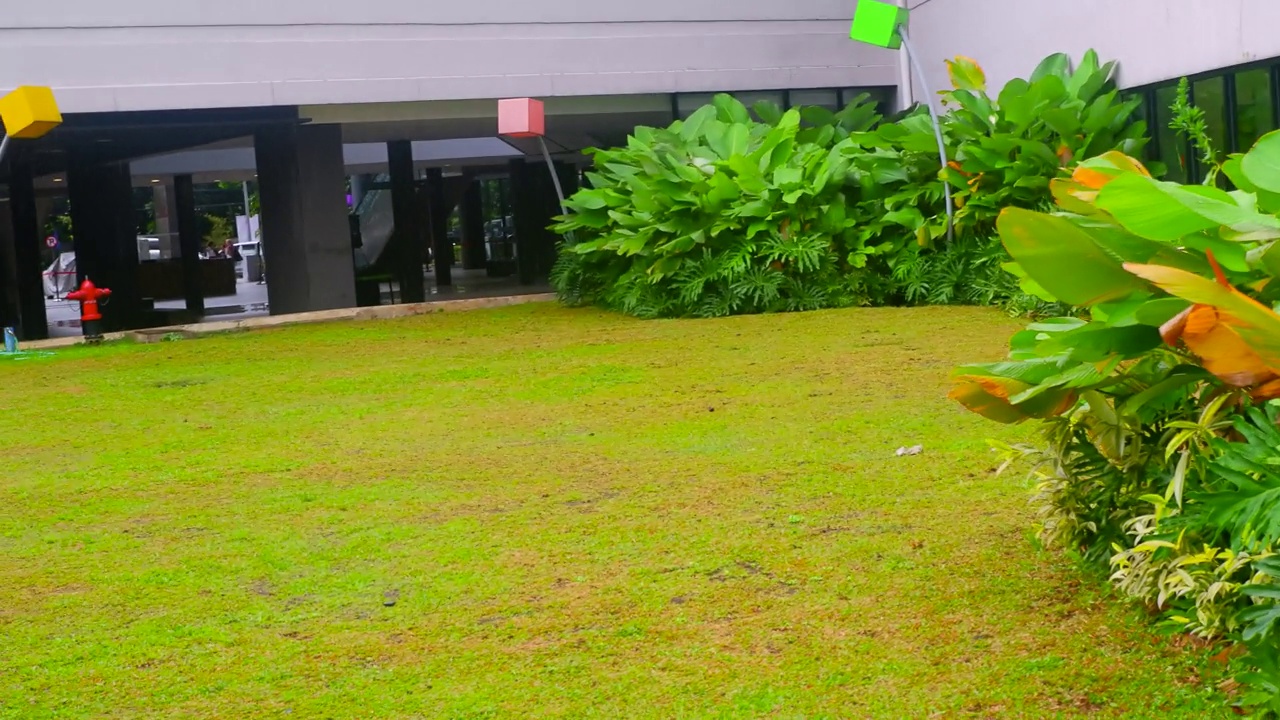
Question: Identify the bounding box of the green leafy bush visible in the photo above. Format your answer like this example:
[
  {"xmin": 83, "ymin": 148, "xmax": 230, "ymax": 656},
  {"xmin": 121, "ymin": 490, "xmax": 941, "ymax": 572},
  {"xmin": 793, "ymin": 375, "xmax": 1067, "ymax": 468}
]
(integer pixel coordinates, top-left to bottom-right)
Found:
[
  {"xmin": 950, "ymin": 132, "xmax": 1280, "ymax": 714},
  {"xmin": 551, "ymin": 95, "xmax": 878, "ymax": 318},
  {"xmin": 552, "ymin": 51, "xmax": 1149, "ymax": 318}
]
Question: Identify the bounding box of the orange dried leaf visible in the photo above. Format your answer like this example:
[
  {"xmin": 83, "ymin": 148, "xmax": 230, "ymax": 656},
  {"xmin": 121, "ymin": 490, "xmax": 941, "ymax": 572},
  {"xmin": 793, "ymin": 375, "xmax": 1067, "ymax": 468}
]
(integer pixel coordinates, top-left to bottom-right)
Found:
[
  {"xmin": 1125, "ymin": 263, "xmax": 1280, "ymax": 370},
  {"xmin": 1184, "ymin": 306, "xmax": 1220, "ymax": 337},
  {"xmin": 1252, "ymin": 378, "xmax": 1280, "ymax": 400},
  {"xmin": 1072, "ymin": 166, "xmax": 1113, "ymax": 190},
  {"xmin": 1057, "ymin": 144, "xmax": 1074, "ymax": 167},
  {"xmin": 1180, "ymin": 321, "xmax": 1277, "ymax": 388}
]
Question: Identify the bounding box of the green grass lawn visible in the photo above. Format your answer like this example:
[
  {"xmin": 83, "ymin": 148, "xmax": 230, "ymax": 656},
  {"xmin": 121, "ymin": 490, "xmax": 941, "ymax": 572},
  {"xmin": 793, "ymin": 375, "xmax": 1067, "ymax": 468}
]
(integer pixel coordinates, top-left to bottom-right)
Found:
[{"xmin": 1, "ymin": 304, "xmax": 1228, "ymax": 718}]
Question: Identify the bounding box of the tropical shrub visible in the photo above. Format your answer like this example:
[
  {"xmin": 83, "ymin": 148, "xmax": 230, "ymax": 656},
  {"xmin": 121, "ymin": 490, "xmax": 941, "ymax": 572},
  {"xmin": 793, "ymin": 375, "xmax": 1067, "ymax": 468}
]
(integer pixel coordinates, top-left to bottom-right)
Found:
[
  {"xmin": 552, "ymin": 51, "xmax": 1149, "ymax": 318},
  {"xmin": 950, "ymin": 131, "xmax": 1280, "ymax": 715},
  {"xmin": 550, "ymin": 95, "xmax": 879, "ymax": 318}
]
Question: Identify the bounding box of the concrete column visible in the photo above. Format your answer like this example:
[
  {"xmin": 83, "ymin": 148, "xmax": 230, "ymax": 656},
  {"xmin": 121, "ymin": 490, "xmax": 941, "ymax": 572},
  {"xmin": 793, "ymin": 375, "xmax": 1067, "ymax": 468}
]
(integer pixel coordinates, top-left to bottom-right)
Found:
[
  {"xmin": 460, "ymin": 181, "xmax": 487, "ymax": 271},
  {"xmin": 173, "ymin": 174, "xmax": 204, "ymax": 317},
  {"xmin": 387, "ymin": 140, "xmax": 426, "ymax": 303},
  {"xmin": 68, "ymin": 156, "xmax": 141, "ymax": 331},
  {"xmin": 254, "ymin": 123, "xmax": 357, "ymax": 316},
  {"xmin": 426, "ymin": 168, "xmax": 452, "ymax": 288}
]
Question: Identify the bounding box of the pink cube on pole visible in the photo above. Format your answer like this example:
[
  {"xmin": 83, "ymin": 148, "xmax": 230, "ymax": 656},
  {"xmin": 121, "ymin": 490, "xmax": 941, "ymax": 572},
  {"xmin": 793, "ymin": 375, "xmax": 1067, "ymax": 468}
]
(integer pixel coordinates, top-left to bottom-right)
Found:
[{"xmin": 498, "ymin": 98, "xmax": 546, "ymax": 139}]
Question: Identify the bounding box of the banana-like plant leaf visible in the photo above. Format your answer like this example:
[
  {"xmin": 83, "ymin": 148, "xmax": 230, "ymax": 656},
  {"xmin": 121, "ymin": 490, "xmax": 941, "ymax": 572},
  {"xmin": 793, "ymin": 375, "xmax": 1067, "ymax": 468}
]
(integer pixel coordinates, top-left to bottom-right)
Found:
[
  {"xmin": 1050, "ymin": 178, "xmax": 1103, "ymax": 215},
  {"xmin": 1133, "ymin": 297, "xmax": 1192, "ymax": 327},
  {"xmin": 1097, "ymin": 174, "xmax": 1280, "ymax": 242},
  {"xmin": 1030, "ymin": 52, "xmax": 1072, "ymax": 83},
  {"xmin": 1035, "ymin": 323, "xmax": 1163, "ymax": 362},
  {"xmin": 1072, "ymin": 151, "xmax": 1152, "ymax": 190},
  {"xmin": 1241, "ymin": 129, "xmax": 1280, "ymax": 193},
  {"xmin": 1159, "ymin": 305, "xmax": 1279, "ymax": 387},
  {"xmin": 712, "ymin": 94, "xmax": 750, "ymax": 125},
  {"xmin": 1223, "ymin": 154, "xmax": 1280, "ymax": 214},
  {"xmin": 1007, "ymin": 360, "xmax": 1118, "ymax": 404},
  {"xmin": 1125, "ymin": 262, "xmax": 1280, "ymax": 371},
  {"xmin": 999, "ymin": 208, "xmax": 1150, "ymax": 306},
  {"xmin": 948, "ymin": 374, "xmax": 1078, "ymax": 424}
]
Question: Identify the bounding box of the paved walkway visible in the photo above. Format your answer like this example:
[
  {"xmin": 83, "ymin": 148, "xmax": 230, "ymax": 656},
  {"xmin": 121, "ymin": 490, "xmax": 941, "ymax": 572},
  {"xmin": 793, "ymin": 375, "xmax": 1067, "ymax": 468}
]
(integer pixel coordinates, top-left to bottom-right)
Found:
[
  {"xmin": 26, "ymin": 291, "xmax": 557, "ymax": 350},
  {"xmin": 41, "ymin": 269, "xmax": 548, "ymax": 339}
]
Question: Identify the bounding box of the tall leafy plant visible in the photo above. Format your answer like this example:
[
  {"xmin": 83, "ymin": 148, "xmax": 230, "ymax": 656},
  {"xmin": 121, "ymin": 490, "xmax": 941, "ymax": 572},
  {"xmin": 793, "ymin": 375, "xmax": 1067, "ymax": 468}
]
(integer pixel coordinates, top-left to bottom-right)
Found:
[
  {"xmin": 553, "ymin": 50, "xmax": 1150, "ymax": 318},
  {"xmin": 950, "ymin": 130, "xmax": 1280, "ymax": 714},
  {"xmin": 552, "ymin": 95, "xmax": 879, "ymax": 318}
]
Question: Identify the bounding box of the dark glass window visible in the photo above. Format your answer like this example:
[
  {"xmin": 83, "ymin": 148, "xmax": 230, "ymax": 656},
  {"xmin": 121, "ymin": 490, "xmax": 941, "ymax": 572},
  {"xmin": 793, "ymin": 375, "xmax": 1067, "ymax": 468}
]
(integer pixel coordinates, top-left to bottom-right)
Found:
[
  {"xmin": 1194, "ymin": 76, "xmax": 1229, "ymax": 171},
  {"xmin": 1154, "ymin": 84, "xmax": 1188, "ymax": 182},
  {"xmin": 1125, "ymin": 91, "xmax": 1156, "ymax": 162},
  {"xmin": 1192, "ymin": 76, "xmax": 1223, "ymax": 150},
  {"xmin": 1235, "ymin": 68, "xmax": 1275, "ymax": 152},
  {"xmin": 675, "ymin": 93, "xmax": 717, "ymax": 119},
  {"xmin": 789, "ymin": 89, "xmax": 839, "ymax": 111}
]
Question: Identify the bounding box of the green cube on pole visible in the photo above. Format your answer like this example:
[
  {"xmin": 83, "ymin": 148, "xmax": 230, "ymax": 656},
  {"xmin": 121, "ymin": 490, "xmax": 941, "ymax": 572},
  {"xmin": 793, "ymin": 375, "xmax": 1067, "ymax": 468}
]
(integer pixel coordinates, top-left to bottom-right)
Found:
[
  {"xmin": 848, "ymin": 0, "xmax": 953, "ymax": 244},
  {"xmin": 849, "ymin": 0, "xmax": 909, "ymax": 50}
]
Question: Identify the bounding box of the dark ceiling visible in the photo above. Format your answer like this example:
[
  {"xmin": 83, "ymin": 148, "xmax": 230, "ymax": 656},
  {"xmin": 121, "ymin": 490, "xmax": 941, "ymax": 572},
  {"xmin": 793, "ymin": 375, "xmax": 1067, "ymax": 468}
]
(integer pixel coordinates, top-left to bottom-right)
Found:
[{"xmin": 1, "ymin": 106, "xmax": 300, "ymax": 183}]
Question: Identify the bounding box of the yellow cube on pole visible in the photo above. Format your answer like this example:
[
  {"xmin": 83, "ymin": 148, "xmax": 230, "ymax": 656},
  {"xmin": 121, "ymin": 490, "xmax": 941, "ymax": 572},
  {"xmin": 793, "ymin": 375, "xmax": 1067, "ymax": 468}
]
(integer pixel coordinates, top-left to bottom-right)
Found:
[{"xmin": 0, "ymin": 86, "xmax": 63, "ymax": 139}]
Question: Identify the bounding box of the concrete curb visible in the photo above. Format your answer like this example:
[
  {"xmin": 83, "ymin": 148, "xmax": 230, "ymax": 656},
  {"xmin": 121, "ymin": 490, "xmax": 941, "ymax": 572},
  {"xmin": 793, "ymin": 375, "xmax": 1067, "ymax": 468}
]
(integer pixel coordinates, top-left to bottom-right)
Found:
[{"xmin": 24, "ymin": 293, "xmax": 558, "ymax": 351}]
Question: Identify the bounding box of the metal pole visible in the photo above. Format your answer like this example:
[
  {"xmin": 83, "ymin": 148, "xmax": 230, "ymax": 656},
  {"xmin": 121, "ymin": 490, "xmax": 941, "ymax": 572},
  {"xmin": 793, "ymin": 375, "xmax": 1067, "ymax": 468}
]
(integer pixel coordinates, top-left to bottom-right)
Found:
[
  {"xmin": 537, "ymin": 136, "xmax": 568, "ymax": 212},
  {"xmin": 0, "ymin": 134, "xmax": 10, "ymax": 167},
  {"xmin": 897, "ymin": 26, "xmax": 955, "ymax": 244},
  {"xmin": 538, "ymin": 136, "xmax": 574, "ymax": 245}
]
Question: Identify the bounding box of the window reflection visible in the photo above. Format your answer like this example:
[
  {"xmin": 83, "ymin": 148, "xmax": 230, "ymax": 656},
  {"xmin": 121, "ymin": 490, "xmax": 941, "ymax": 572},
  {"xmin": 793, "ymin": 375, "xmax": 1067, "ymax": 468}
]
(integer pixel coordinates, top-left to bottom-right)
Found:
[
  {"xmin": 1193, "ymin": 76, "xmax": 1228, "ymax": 161},
  {"xmin": 1154, "ymin": 85, "xmax": 1187, "ymax": 183},
  {"xmin": 1236, "ymin": 68, "xmax": 1274, "ymax": 152}
]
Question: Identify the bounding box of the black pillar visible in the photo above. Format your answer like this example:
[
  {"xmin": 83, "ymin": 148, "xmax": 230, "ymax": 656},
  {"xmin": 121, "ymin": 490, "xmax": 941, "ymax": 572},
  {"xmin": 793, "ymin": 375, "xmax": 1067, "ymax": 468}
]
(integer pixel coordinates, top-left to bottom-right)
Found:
[
  {"xmin": 426, "ymin": 168, "xmax": 452, "ymax": 288},
  {"xmin": 460, "ymin": 181, "xmax": 487, "ymax": 271},
  {"xmin": 254, "ymin": 123, "xmax": 357, "ymax": 315},
  {"xmin": 68, "ymin": 156, "xmax": 141, "ymax": 332},
  {"xmin": 8, "ymin": 157, "xmax": 48, "ymax": 339},
  {"xmin": 510, "ymin": 160, "xmax": 538, "ymax": 285},
  {"xmin": 0, "ymin": 192, "xmax": 21, "ymax": 334},
  {"xmin": 173, "ymin": 174, "xmax": 204, "ymax": 317},
  {"xmin": 388, "ymin": 140, "xmax": 426, "ymax": 303},
  {"xmin": 510, "ymin": 158, "xmax": 566, "ymax": 285}
]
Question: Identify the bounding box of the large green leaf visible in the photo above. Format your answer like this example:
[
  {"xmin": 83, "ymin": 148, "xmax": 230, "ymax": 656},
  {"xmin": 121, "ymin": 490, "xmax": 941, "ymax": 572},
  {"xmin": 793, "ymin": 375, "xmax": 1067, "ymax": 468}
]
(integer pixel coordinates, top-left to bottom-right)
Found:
[
  {"xmin": 752, "ymin": 101, "xmax": 784, "ymax": 126},
  {"xmin": 998, "ymin": 208, "xmax": 1150, "ymax": 306},
  {"xmin": 712, "ymin": 94, "xmax": 750, "ymax": 125},
  {"xmin": 679, "ymin": 105, "xmax": 717, "ymax": 142},
  {"xmin": 1096, "ymin": 174, "xmax": 1280, "ymax": 242},
  {"xmin": 1241, "ymin": 129, "xmax": 1280, "ymax": 193},
  {"xmin": 1030, "ymin": 53, "xmax": 1072, "ymax": 83},
  {"xmin": 725, "ymin": 124, "xmax": 750, "ymax": 158},
  {"xmin": 1223, "ymin": 154, "xmax": 1280, "ymax": 214},
  {"xmin": 1008, "ymin": 360, "xmax": 1118, "ymax": 404},
  {"xmin": 948, "ymin": 363, "xmax": 1079, "ymax": 423},
  {"xmin": 1035, "ymin": 323, "xmax": 1162, "ymax": 362}
]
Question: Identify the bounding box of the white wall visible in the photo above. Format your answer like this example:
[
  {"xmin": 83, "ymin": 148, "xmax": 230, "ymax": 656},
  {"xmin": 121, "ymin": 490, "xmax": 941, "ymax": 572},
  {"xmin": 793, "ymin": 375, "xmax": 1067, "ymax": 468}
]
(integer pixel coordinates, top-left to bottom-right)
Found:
[
  {"xmin": 907, "ymin": 0, "xmax": 1280, "ymax": 94},
  {"xmin": 0, "ymin": 1, "xmax": 898, "ymax": 113}
]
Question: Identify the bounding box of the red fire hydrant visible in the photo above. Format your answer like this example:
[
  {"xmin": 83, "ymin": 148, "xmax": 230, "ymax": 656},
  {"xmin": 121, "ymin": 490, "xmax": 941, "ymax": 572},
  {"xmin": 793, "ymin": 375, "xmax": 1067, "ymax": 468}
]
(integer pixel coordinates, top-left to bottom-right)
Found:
[{"xmin": 67, "ymin": 278, "xmax": 112, "ymax": 343}]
